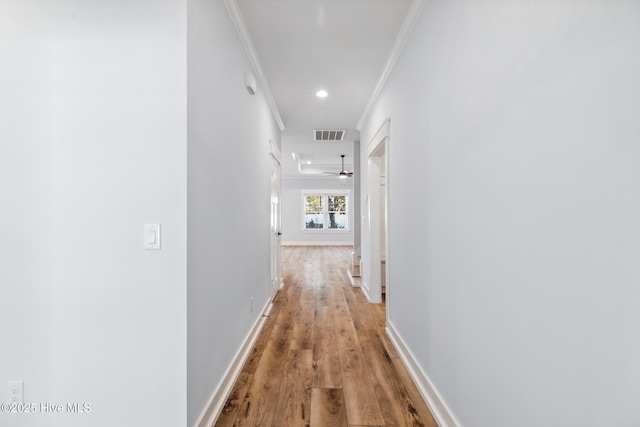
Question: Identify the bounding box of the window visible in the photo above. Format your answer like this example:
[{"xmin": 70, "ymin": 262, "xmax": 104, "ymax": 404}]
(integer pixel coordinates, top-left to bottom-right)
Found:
[
  {"xmin": 327, "ymin": 195, "xmax": 347, "ymax": 229},
  {"xmin": 302, "ymin": 191, "xmax": 349, "ymax": 231},
  {"xmin": 305, "ymin": 195, "xmax": 324, "ymax": 229}
]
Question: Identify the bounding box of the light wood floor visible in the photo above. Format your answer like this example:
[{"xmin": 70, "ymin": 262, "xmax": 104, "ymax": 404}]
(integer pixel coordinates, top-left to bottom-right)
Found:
[{"xmin": 215, "ymin": 246, "xmax": 437, "ymax": 427}]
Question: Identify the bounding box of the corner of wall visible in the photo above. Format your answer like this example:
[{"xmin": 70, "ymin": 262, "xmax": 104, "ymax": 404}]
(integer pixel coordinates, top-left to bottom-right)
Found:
[
  {"xmin": 194, "ymin": 299, "xmax": 273, "ymax": 427},
  {"xmin": 386, "ymin": 321, "xmax": 460, "ymax": 427}
]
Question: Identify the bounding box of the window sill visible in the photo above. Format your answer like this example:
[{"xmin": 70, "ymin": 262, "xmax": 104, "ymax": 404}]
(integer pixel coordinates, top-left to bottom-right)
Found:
[{"xmin": 301, "ymin": 229, "xmax": 351, "ymax": 234}]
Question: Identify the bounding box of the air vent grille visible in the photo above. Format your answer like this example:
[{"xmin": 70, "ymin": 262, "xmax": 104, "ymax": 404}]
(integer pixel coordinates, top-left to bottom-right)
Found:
[{"xmin": 314, "ymin": 129, "xmax": 345, "ymax": 141}]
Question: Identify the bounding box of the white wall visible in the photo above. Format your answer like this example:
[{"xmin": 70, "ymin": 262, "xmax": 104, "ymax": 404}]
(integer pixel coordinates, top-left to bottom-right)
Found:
[
  {"xmin": 281, "ymin": 178, "xmax": 354, "ymax": 245},
  {"xmin": 187, "ymin": 0, "xmax": 281, "ymax": 425},
  {"xmin": 0, "ymin": 1, "xmax": 187, "ymax": 426},
  {"xmin": 360, "ymin": 1, "xmax": 640, "ymax": 426}
]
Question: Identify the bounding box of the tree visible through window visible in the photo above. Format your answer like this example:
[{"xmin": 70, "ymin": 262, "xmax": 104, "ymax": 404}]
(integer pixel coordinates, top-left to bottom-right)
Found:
[
  {"xmin": 327, "ymin": 195, "xmax": 346, "ymax": 229},
  {"xmin": 305, "ymin": 195, "xmax": 323, "ymax": 229},
  {"xmin": 303, "ymin": 192, "xmax": 349, "ymax": 231}
]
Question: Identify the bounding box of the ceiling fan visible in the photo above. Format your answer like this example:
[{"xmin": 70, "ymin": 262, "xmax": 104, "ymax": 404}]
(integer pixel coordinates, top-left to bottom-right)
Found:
[{"xmin": 324, "ymin": 154, "xmax": 353, "ymax": 179}]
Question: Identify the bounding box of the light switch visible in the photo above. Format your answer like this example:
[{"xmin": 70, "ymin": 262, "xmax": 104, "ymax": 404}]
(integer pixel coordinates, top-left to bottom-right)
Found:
[{"xmin": 144, "ymin": 224, "xmax": 161, "ymax": 250}]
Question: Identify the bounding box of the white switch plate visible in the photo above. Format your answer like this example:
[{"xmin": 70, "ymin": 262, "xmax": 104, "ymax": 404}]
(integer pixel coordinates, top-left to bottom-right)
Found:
[{"xmin": 144, "ymin": 224, "xmax": 161, "ymax": 250}]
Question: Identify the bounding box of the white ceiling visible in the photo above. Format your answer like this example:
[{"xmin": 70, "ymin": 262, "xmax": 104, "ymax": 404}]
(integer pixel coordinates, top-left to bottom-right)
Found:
[{"xmin": 235, "ymin": 0, "xmax": 414, "ymax": 177}]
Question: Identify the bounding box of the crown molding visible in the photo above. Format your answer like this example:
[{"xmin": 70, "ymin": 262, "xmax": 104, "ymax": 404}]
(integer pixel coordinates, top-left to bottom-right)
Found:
[
  {"xmin": 356, "ymin": 0, "xmax": 425, "ymax": 132},
  {"xmin": 224, "ymin": 0, "xmax": 286, "ymax": 131},
  {"xmin": 282, "ymin": 174, "xmax": 347, "ymax": 180}
]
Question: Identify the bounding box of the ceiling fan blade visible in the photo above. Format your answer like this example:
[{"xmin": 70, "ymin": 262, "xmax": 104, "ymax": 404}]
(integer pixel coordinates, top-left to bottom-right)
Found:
[{"xmin": 321, "ymin": 155, "xmax": 354, "ymax": 177}]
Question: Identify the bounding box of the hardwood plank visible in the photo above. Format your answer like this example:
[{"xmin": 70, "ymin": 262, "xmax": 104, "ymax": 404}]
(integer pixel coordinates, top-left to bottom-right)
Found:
[
  {"xmin": 315, "ymin": 282, "xmax": 334, "ymax": 307},
  {"xmin": 334, "ymin": 313, "xmax": 385, "ymax": 425},
  {"xmin": 310, "ymin": 388, "xmax": 348, "ymax": 427},
  {"xmin": 329, "ymin": 298, "xmax": 351, "ymax": 319},
  {"xmin": 349, "ymin": 302, "xmax": 377, "ymax": 332},
  {"xmin": 312, "ymin": 306, "xmax": 342, "ymax": 389},
  {"xmin": 360, "ymin": 329, "xmax": 438, "ymax": 427},
  {"xmin": 287, "ymin": 284, "xmax": 304, "ymax": 304},
  {"xmin": 271, "ymin": 349, "xmax": 313, "ymax": 427},
  {"xmin": 230, "ymin": 307, "xmax": 295, "ymax": 426},
  {"xmin": 378, "ymin": 329, "xmax": 401, "ymax": 360},
  {"xmin": 237, "ymin": 390, "xmax": 280, "ymax": 427},
  {"xmin": 371, "ymin": 303, "xmax": 387, "ymax": 330},
  {"xmin": 391, "ymin": 356, "xmax": 439, "ymax": 427},
  {"xmin": 212, "ymin": 371, "xmax": 253, "ymax": 427},
  {"xmin": 290, "ymin": 301, "xmax": 314, "ymax": 350},
  {"xmin": 342, "ymin": 282, "xmax": 369, "ymax": 305}
]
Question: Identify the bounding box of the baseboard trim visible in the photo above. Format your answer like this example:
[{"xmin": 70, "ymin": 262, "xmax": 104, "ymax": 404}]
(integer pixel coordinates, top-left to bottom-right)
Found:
[
  {"xmin": 386, "ymin": 321, "xmax": 460, "ymax": 427},
  {"xmin": 195, "ymin": 298, "xmax": 273, "ymax": 427},
  {"xmin": 282, "ymin": 241, "xmax": 353, "ymax": 246},
  {"xmin": 345, "ymin": 265, "xmax": 362, "ymax": 288},
  {"xmin": 361, "ymin": 279, "xmax": 371, "ymax": 301}
]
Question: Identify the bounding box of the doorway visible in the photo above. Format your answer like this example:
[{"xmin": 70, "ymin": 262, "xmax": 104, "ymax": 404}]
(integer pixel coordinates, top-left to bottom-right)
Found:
[
  {"xmin": 366, "ymin": 120, "xmax": 390, "ymax": 305},
  {"xmin": 270, "ymin": 141, "xmax": 283, "ymax": 300}
]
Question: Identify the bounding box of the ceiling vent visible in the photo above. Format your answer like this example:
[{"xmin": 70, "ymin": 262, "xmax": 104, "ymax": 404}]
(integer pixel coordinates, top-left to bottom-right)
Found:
[{"xmin": 314, "ymin": 129, "xmax": 345, "ymax": 141}]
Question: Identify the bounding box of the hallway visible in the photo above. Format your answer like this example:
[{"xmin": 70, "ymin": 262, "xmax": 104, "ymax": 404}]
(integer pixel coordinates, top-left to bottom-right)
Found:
[{"xmin": 215, "ymin": 246, "xmax": 437, "ymax": 427}]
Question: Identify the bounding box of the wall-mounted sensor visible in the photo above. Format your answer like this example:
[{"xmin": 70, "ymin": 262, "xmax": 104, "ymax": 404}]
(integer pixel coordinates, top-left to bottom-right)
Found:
[{"xmin": 245, "ymin": 72, "xmax": 256, "ymax": 95}]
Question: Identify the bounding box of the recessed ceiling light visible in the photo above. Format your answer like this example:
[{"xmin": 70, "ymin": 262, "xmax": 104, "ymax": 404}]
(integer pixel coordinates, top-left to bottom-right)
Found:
[{"xmin": 316, "ymin": 90, "xmax": 328, "ymax": 98}]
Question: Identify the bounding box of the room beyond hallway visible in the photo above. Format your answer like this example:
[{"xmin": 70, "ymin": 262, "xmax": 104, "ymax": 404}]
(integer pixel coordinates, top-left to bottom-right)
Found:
[{"xmin": 214, "ymin": 246, "xmax": 436, "ymax": 427}]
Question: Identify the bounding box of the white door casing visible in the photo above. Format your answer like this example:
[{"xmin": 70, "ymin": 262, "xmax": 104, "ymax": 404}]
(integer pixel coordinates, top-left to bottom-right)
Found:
[
  {"xmin": 270, "ymin": 141, "xmax": 283, "ymax": 299},
  {"xmin": 365, "ymin": 119, "xmax": 390, "ymax": 305}
]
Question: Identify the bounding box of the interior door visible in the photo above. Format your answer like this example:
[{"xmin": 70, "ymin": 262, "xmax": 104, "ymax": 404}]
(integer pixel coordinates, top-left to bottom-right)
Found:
[{"xmin": 270, "ymin": 151, "xmax": 282, "ymax": 299}]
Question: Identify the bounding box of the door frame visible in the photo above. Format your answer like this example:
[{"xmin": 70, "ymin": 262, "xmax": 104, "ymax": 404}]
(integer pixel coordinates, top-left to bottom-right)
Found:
[
  {"xmin": 269, "ymin": 140, "xmax": 283, "ymax": 300},
  {"xmin": 365, "ymin": 119, "xmax": 390, "ymax": 305}
]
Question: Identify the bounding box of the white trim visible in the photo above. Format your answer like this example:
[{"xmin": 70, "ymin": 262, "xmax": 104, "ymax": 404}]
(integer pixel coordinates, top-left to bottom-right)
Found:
[
  {"xmin": 346, "ymin": 266, "xmax": 362, "ymax": 288},
  {"xmin": 386, "ymin": 321, "xmax": 461, "ymax": 427},
  {"xmin": 282, "ymin": 175, "xmax": 346, "ymax": 181},
  {"xmin": 300, "ymin": 230, "xmax": 351, "ymax": 234},
  {"xmin": 348, "ymin": 277, "xmax": 361, "ymax": 288},
  {"xmin": 356, "ymin": 0, "xmax": 426, "ymax": 131},
  {"xmin": 282, "ymin": 241, "xmax": 352, "ymax": 246},
  {"xmin": 360, "ymin": 278, "xmax": 371, "ymax": 301},
  {"xmin": 269, "ymin": 139, "xmax": 282, "ymax": 163},
  {"xmin": 300, "ymin": 189, "xmax": 351, "ymax": 196},
  {"xmin": 224, "ymin": 0, "xmax": 285, "ymax": 131},
  {"xmin": 270, "ymin": 139, "xmax": 283, "ymax": 300},
  {"xmin": 365, "ymin": 119, "xmax": 390, "ymax": 305},
  {"xmin": 195, "ymin": 298, "xmax": 273, "ymax": 427},
  {"xmin": 368, "ymin": 119, "xmax": 391, "ymax": 155}
]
